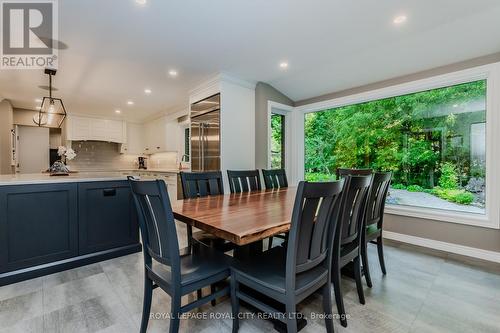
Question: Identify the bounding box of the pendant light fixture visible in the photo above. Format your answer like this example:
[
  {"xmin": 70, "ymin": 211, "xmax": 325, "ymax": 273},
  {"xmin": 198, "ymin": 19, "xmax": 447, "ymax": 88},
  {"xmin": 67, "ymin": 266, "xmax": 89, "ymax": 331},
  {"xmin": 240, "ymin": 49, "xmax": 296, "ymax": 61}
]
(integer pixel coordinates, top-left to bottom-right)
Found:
[{"xmin": 33, "ymin": 68, "xmax": 67, "ymax": 127}]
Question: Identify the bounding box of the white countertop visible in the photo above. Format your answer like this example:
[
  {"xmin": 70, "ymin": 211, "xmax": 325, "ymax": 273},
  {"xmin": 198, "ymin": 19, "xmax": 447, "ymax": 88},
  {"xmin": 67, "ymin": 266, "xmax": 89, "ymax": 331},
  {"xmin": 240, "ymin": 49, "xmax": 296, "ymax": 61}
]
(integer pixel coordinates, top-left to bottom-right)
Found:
[
  {"xmin": 0, "ymin": 169, "xmax": 187, "ymax": 186},
  {"xmin": 119, "ymin": 169, "xmax": 183, "ymax": 174},
  {"xmin": 0, "ymin": 172, "xmax": 128, "ymax": 186}
]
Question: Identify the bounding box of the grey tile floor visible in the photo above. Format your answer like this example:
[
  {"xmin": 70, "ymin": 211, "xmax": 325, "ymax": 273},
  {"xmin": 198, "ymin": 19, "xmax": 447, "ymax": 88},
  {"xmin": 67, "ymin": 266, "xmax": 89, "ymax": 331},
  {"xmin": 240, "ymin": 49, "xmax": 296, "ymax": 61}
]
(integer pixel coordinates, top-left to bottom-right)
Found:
[{"xmin": 1, "ymin": 226, "xmax": 500, "ymax": 333}]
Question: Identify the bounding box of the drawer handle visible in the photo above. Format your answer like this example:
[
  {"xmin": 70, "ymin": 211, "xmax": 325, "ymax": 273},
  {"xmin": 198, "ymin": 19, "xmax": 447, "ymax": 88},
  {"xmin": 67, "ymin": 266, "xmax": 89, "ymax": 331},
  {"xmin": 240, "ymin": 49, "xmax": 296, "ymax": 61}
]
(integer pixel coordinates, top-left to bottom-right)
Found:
[{"xmin": 103, "ymin": 189, "xmax": 116, "ymax": 197}]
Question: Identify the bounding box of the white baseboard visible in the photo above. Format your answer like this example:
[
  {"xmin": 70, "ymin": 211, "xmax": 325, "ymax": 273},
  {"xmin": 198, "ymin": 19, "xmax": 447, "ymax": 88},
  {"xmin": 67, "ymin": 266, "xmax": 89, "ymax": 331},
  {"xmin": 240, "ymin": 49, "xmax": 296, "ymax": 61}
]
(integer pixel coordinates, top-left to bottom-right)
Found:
[{"xmin": 383, "ymin": 231, "xmax": 500, "ymax": 264}]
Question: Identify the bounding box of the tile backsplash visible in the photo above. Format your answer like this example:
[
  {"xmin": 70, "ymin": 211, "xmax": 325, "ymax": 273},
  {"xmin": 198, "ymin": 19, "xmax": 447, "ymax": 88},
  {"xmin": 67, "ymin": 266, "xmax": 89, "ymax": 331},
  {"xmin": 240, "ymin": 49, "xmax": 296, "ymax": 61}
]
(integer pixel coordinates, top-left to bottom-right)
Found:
[
  {"xmin": 68, "ymin": 141, "xmax": 140, "ymax": 171},
  {"xmin": 148, "ymin": 152, "xmax": 178, "ymax": 169},
  {"xmin": 67, "ymin": 141, "xmax": 178, "ymax": 171}
]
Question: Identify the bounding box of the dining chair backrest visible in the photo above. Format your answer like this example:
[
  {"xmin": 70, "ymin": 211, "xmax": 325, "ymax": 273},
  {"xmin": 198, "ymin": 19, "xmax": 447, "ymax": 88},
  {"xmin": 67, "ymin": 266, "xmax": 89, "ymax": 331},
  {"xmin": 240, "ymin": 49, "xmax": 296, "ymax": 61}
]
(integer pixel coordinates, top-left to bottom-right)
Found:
[
  {"xmin": 337, "ymin": 175, "xmax": 372, "ymax": 246},
  {"xmin": 180, "ymin": 171, "xmax": 224, "ymax": 199},
  {"xmin": 336, "ymin": 168, "xmax": 373, "ymax": 179},
  {"xmin": 286, "ymin": 180, "xmax": 344, "ymax": 280},
  {"xmin": 365, "ymin": 172, "xmax": 392, "ymax": 228},
  {"xmin": 262, "ymin": 169, "xmax": 288, "ymax": 189},
  {"xmin": 128, "ymin": 177, "xmax": 180, "ymax": 272},
  {"xmin": 227, "ymin": 170, "xmax": 262, "ymax": 193}
]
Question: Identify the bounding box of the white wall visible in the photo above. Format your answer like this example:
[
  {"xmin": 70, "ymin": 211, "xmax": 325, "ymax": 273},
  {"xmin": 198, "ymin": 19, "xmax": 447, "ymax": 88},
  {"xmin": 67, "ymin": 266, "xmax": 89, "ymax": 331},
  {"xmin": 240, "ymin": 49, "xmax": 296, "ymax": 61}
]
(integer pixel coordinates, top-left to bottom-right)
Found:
[{"xmin": 220, "ymin": 79, "xmax": 256, "ymax": 172}]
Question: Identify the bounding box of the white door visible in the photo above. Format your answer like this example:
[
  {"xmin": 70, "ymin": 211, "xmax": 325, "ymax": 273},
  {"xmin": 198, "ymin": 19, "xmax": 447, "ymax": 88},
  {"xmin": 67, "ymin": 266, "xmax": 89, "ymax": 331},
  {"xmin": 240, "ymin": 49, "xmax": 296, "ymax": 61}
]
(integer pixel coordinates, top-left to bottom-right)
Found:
[{"xmin": 18, "ymin": 126, "xmax": 50, "ymax": 174}]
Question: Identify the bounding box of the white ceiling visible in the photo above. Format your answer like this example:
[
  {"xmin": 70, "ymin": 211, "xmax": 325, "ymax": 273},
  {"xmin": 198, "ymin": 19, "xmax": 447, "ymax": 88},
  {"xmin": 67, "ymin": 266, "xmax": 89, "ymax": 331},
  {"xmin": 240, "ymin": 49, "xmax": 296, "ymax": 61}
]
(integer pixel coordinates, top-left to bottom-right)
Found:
[{"xmin": 1, "ymin": 0, "xmax": 500, "ymax": 122}]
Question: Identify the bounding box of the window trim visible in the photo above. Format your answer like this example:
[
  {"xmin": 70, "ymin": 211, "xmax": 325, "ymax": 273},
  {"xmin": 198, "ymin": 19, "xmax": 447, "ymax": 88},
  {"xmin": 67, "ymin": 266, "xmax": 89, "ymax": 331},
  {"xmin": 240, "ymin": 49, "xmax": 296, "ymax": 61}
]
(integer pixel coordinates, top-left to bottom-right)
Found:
[
  {"xmin": 267, "ymin": 101, "xmax": 294, "ymax": 177},
  {"xmin": 293, "ymin": 62, "xmax": 500, "ymax": 229},
  {"xmin": 270, "ymin": 113, "xmax": 286, "ymax": 169}
]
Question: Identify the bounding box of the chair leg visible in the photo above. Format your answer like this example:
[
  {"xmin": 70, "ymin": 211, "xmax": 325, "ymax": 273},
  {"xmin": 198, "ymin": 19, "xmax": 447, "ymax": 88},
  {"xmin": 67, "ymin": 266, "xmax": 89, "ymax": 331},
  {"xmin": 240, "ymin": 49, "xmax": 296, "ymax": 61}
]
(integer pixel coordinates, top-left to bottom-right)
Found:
[
  {"xmin": 210, "ymin": 284, "xmax": 217, "ymax": 306},
  {"xmin": 377, "ymin": 236, "xmax": 387, "ymax": 275},
  {"xmin": 140, "ymin": 276, "xmax": 153, "ymax": 333},
  {"xmin": 361, "ymin": 240, "xmax": 373, "ymax": 288},
  {"xmin": 322, "ymin": 283, "xmax": 334, "ymax": 333},
  {"xmin": 268, "ymin": 236, "xmax": 274, "ymax": 250},
  {"xmin": 169, "ymin": 295, "xmax": 182, "ymax": 333},
  {"xmin": 230, "ymin": 275, "xmax": 240, "ymax": 333},
  {"xmin": 332, "ymin": 261, "xmax": 347, "ymax": 327},
  {"xmin": 354, "ymin": 256, "xmax": 366, "ymax": 305},
  {"xmin": 285, "ymin": 302, "xmax": 297, "ymax": 333}
]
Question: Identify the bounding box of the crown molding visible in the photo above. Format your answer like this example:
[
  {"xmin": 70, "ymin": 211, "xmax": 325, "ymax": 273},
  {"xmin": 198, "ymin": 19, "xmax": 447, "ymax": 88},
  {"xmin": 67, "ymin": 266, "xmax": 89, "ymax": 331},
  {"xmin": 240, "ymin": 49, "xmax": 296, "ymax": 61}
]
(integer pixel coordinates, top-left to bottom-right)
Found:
[{"xmin": 189, "ymin": 72, "xmax": 256, "ymax": 98}]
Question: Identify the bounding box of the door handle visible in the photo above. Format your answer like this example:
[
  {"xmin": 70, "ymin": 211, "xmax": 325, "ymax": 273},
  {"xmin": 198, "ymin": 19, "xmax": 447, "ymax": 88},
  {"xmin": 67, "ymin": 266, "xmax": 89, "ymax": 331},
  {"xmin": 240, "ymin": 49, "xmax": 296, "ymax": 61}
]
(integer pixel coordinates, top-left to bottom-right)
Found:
[{"xmin": 103, "ymin": 189, "xmax": 116, "ymax": 197}]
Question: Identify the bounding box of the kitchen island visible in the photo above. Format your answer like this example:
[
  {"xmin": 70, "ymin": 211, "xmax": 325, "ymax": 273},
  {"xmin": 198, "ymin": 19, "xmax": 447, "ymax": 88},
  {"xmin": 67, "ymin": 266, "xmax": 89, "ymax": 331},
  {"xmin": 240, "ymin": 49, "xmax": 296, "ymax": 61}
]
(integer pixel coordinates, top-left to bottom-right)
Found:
[{"xmin": 0, "ymin": 173, "xmax": 141, "ymax": 285}]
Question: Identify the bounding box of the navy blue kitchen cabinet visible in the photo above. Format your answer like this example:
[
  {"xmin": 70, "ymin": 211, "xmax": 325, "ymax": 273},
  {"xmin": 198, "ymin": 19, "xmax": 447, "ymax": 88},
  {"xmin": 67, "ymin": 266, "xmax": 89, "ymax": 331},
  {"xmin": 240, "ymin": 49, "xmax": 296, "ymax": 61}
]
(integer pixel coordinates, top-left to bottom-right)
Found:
[
  {"xmin": 78, "ymin": 181, "xmax": 139, "ymax": 254},
  {"xmin": 0, "ymin": 183, "xmax": 79, "ymax": 274},
  {"xmin": 0, "ymin": 180, "xmax": 141, "ymax": 286}
]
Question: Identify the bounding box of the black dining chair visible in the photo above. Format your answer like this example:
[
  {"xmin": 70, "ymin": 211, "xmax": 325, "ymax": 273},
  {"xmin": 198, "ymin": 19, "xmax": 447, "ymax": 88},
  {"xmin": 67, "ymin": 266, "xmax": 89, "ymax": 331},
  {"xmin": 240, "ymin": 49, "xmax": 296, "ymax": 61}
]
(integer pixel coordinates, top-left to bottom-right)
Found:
[
  {"xmin": 332, "ymin": 175, "xmax": 371, "ymax": 328},
  {"xmin": 179, "ymin": 171, "xmax": 227, "ymax": 250},
  {"xmin": 179, "ymin": 171, "xmax": 233, "ymax": 305},
  {"xmin": 336, "ymin": 168, "xmax": 373, "ymax": 179},
  {"xmin": 227, "ymin": 170, "xmax": 262, "ymax": 193},
  {"xmin": 361, "ymin": 172, "xmax": 392, "ymax": 288},
  {"xmin": 230, "ymin": 180, "xmax": 345, "ymax": 333},
  {"xmin": 128, "ymin": 177, "xmax": 231, "ymax": 333},
  {"xmin": 262, "ymin": 169, "xmax": 289, "ymax": 250},
  {"xmin": 262, "ymin": 168, "xmax": 288, "ymax": 189}
]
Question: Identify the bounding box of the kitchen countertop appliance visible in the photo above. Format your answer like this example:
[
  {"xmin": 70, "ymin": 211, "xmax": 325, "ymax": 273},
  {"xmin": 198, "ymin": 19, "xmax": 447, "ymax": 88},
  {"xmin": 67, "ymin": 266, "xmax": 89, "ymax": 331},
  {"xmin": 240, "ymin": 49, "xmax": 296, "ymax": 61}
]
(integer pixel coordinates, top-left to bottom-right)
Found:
[
  {"xmin": 190, "ymin": 93, "xmax": 221, "ymax": 172},
  {"xmin": 138, "ymin": 156, "xmax": 148, "ymax": 170}
]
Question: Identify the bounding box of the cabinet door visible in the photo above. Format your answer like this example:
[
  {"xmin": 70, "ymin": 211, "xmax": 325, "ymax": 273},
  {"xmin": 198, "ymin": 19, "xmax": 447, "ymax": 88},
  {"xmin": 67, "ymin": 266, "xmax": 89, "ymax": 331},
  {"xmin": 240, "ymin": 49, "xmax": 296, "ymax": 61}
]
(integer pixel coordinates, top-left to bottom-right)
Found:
[
  {"xmin": 78, "ymin": 181, "xmax": 139, "ymax": 254},
  {"xmin": 70, "ymin": 116, "xmax": 91, "ymax": 140},
  {"xmin": 90, "ymin": 119, "xmax": 107, "ymax": 141},
  {"xmin": 0, "ymin": 184, "xmax": 78, "ymax": 273},
  {"xmin": 106, "ymin": 120, "xmax": 125, "ymax": 143},
  {"xmin": 165, "ymin": 121, "xmax": 179, "ymax": 152},
  {"xmin": 146, "ymin": 118, "xmax": 168, "ymax": 153},
  {"xmin": 126, "ymin": 123, "xmax": 144, "ymax": 154},
  {"xmin": 164, "ymin": 175, "xmax": 178, "ymax": 201},
  {"xmin": 144, "ymin": 121, "xmax": 155, "ymax": 153}
]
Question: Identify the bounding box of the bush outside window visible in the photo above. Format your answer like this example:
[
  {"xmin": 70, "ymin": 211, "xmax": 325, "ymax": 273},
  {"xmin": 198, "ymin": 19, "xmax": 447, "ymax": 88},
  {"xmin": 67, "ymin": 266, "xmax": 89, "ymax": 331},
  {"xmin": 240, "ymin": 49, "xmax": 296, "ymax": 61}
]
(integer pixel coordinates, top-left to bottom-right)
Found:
[{"xmin": 304, "ymin": 80, "xmax": 486, "ymax": 215}]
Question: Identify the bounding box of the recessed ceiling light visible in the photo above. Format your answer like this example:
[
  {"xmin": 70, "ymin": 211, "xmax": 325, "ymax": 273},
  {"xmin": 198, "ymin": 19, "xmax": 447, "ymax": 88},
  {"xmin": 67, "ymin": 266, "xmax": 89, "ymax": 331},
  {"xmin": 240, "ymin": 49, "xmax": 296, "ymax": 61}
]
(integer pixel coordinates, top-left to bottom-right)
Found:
[
  {"xmin": 453, "ymin": 104, "xmax": 459, "ymax": 108},
  {"xmin": 279, "ymin": 62, "xmax": 289, "ymax": 69},
  {"xmin": 127, "ymin": 100, "xmax": 134, "ymax": 105},
  {"xmin": 168, "ymin": 69, "xmax": 178, "ymax": 77},
  {"xmin": 144, "ymin": 88, "xmax": 152, "ymax": 94},
  {"xmin": 135, "ymin": 0, "xmax": 147, "ymax": 5},
  {"xmin": 393, "ymin": 15, "xmax": 407, "ymax": 25},
  {"xmin": 115, "ymin": 109, "xmax": 122, "ymax": 114}
]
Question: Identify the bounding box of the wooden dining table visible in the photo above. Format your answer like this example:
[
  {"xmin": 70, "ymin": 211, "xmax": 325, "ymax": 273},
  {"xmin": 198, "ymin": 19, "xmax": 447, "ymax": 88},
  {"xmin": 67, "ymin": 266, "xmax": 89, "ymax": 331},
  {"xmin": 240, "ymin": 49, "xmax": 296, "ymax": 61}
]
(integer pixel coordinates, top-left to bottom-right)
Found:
[
  {"xmin": 171, "ymin": 186, "xmax": 307, "ymax": 332},
  {"xmin": 171, "ymin": 187, "xmax": 297, "ymax": 246}
]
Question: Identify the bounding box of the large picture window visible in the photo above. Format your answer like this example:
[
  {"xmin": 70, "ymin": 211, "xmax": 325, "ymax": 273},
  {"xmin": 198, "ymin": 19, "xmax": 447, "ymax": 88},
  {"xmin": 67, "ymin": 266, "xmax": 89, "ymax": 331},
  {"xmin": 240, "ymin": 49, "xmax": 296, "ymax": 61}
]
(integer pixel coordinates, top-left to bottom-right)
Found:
[{"xmin": 304, "ymin": 80, "xmax": 486, "ymax": 215}]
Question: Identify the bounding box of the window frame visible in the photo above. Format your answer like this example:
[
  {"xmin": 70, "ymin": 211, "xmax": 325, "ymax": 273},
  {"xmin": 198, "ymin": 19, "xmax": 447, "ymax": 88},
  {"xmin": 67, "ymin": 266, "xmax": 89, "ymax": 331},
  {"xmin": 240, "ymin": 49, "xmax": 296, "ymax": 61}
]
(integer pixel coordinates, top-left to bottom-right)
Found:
[
  {"xmin": 293, "ymin": 63, "xmax": 500, "ymax": 229},
  {"xmin": 267, "ymin": 101, "xmax": 294, "ymax": 177},
  {"xmin": 270, "ymin": 113, "xmax": 286, "ymax": 169}
]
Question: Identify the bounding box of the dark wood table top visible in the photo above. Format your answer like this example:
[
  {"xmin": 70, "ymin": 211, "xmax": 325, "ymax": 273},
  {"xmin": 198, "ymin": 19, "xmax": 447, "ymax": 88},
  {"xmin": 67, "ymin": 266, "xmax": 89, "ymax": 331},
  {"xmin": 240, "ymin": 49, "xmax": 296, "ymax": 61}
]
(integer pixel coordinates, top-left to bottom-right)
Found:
[{"xmin": 171, "ymin": 187, "xmax": 296, "ymax": 246}]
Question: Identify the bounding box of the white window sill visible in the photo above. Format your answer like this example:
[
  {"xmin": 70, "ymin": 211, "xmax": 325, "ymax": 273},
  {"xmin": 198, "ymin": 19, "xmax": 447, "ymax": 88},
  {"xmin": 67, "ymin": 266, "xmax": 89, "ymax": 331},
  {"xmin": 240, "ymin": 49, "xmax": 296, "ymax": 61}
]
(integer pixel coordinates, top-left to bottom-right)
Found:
[{"xmin": 384, "ymin": 204, "xmax": 499, "ymax": 229}]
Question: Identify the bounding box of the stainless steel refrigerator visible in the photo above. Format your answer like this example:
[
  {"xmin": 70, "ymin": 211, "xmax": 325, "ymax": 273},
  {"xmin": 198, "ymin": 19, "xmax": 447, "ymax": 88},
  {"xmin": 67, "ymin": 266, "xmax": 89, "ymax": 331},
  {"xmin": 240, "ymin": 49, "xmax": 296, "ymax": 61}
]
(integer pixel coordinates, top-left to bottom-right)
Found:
[{"xmin": 190, "ymin": 93, "xmax": 221, "ymax": 172}]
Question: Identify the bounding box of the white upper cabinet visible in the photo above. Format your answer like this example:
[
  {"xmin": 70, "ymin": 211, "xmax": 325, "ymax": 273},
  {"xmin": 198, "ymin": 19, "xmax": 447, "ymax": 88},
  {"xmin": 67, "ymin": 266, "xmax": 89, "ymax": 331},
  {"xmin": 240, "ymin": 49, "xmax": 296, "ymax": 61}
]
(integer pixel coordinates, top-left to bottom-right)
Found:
[
  {"xmin": 121, "ymin": 122, "xmax": 145, "ymax": 154},
  {"xmin": 66, "ymin": 115, "xmax": 126, "ymax": 143},
  {"xmin": 144, "ymin": 117, "xmax": 178, "ymax": 153},
  {"xmin": 68, "ymin": 116, "xmax": 91, "ymax": 140}
]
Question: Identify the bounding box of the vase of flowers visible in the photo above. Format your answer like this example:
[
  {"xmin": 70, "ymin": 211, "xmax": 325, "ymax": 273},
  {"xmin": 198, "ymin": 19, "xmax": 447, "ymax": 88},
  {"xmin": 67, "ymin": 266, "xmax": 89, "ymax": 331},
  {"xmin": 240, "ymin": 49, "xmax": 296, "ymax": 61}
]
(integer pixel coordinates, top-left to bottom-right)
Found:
[
  {"xmin": 57, "ymin": 146, "xmax": 76, "ymax": 164},
  {"xmin": 49, "ymin": 146, "xmax": 77, "ymax": 176}
]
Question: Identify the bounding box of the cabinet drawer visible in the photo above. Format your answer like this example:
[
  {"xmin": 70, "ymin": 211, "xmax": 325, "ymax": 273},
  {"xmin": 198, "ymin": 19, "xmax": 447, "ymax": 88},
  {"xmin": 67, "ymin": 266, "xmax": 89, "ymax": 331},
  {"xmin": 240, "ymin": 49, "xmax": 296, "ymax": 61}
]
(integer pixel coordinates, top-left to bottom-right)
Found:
[{"xmin": 78, "ymin": 181, "xmax": 139, "ymax": 254}]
